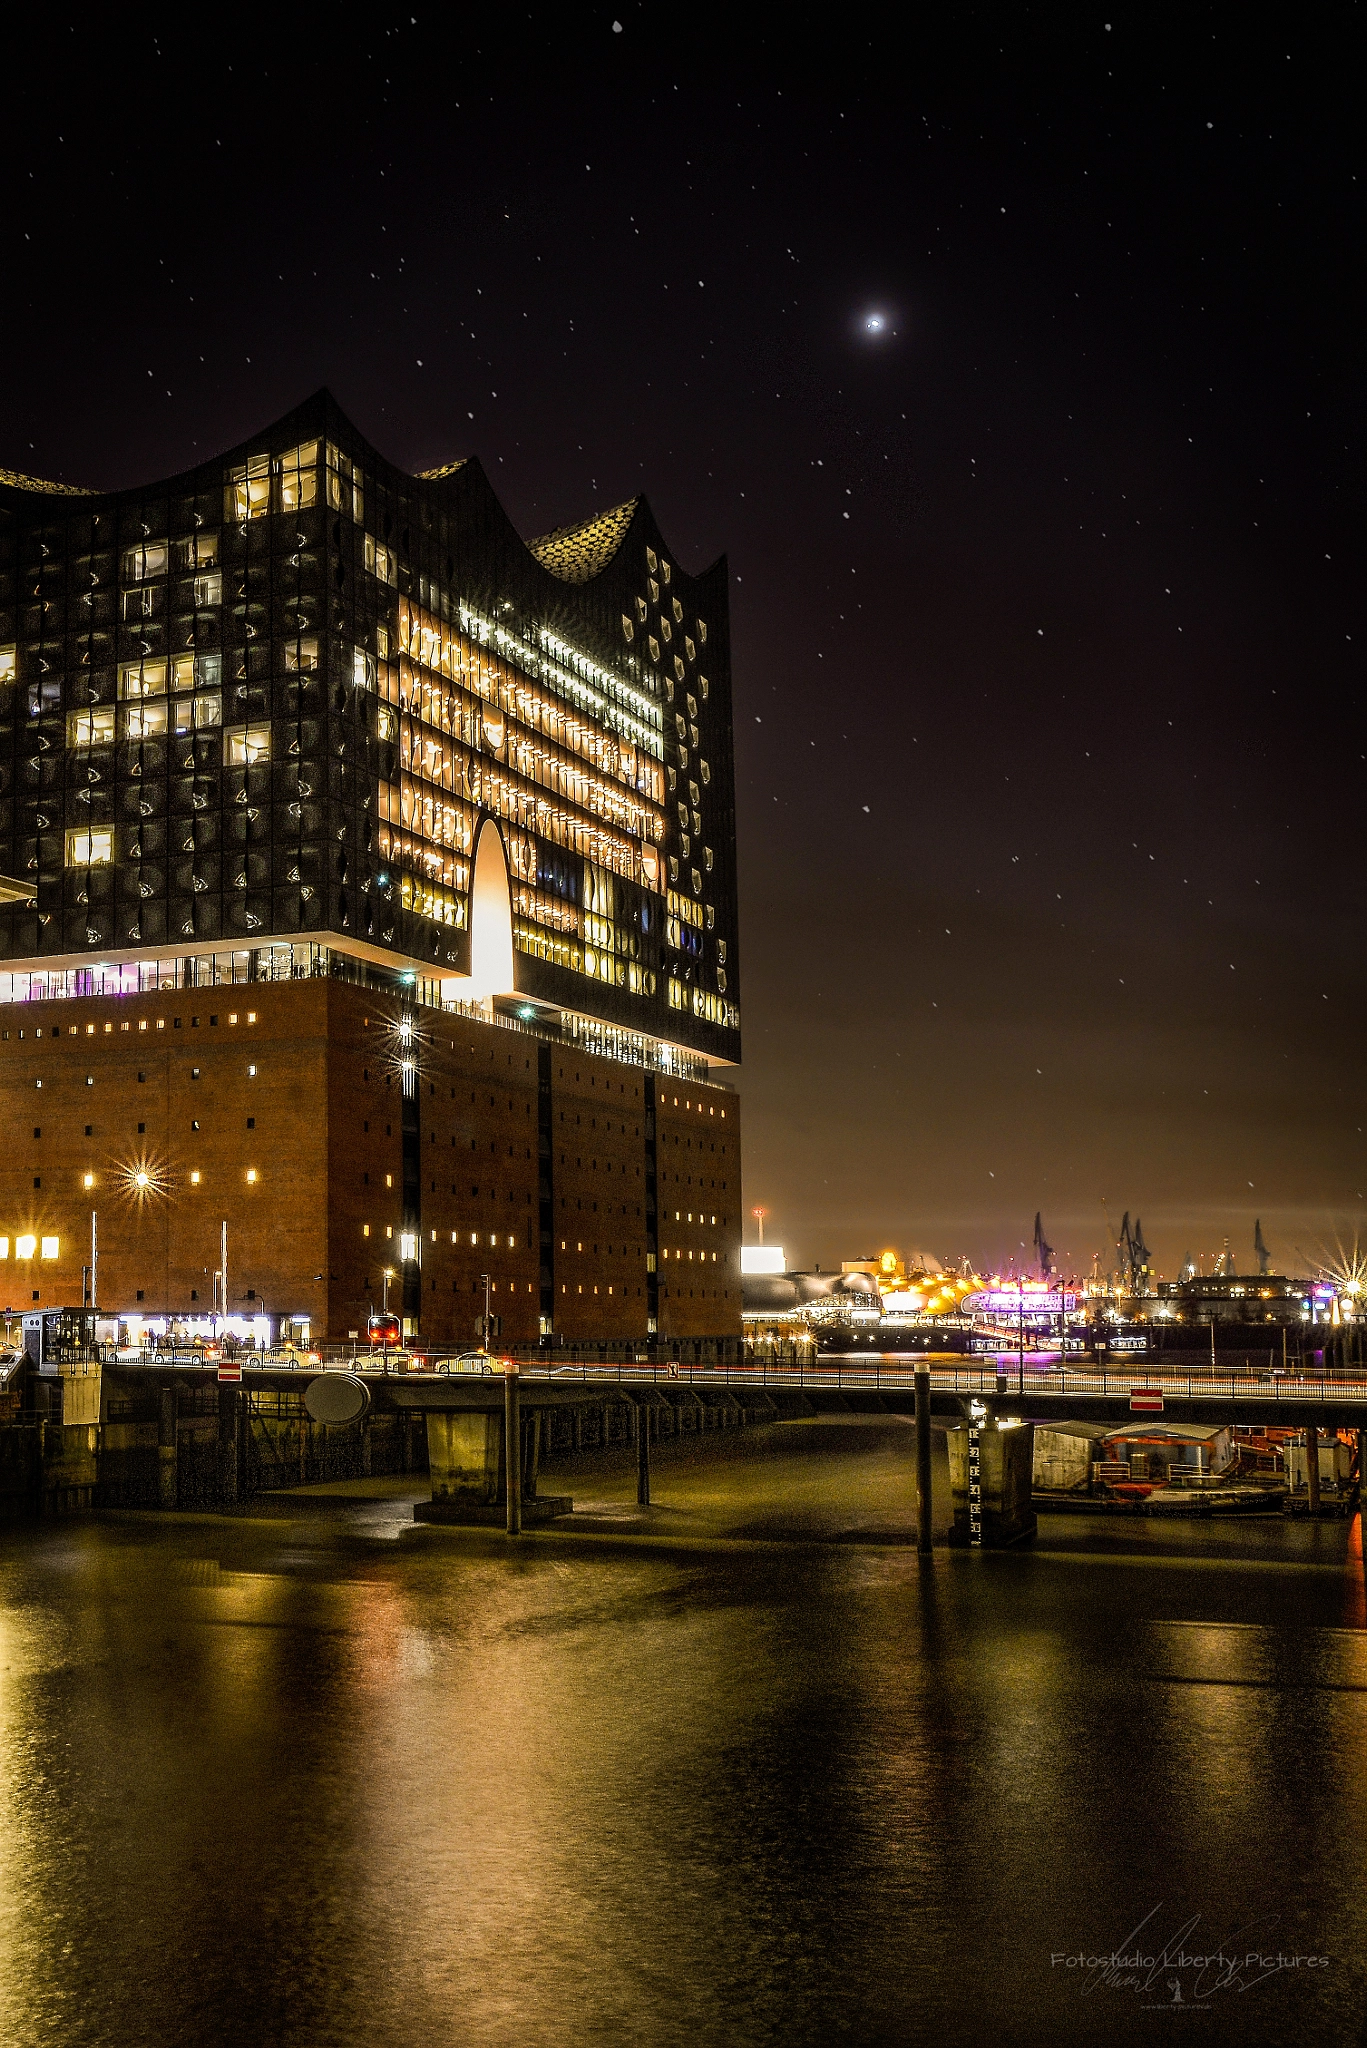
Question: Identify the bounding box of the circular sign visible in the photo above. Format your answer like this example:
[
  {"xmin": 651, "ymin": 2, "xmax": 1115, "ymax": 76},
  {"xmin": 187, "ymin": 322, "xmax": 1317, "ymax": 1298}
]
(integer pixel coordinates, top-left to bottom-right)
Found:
[{"xmin": 304, "ymin": 1372, "xmax": 371, "ymax": 1426}]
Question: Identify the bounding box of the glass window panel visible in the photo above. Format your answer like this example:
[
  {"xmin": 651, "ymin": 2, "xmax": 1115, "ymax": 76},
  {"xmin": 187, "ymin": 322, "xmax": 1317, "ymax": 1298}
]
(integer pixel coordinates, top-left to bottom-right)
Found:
[
  {"xmin": 121, "ymin": 541, "xmax": 168, "ymax": 581},
  {"xmin": 65, "ymin": 827, "xmax": 114, "ymax": 866},
  {"xmin": 118, "ymin": 660, "xmax": 168, "ymax": 699},
  {"xmin": 224, "ymin": 725, "xmax": 271, "ymax": 766},
  {"xmin": 66, "ymin": 707, "xmax": 116, "ymax": 747},
  {"xmin": 122, "ymin": 700, "xmax": 168, "ymax": 739}
]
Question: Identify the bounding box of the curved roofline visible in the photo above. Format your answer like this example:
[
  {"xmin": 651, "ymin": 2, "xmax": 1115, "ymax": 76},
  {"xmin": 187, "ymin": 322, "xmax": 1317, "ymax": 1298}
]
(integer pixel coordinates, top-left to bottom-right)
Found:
[
  {"xmin": 1, "ymin": 388, "xmax": 726, "ymax": 590},
  {"xmin": 528, "ymin": 497, "xmax": 640, "ymax": 584},
  {"xmin": 0, "ymin": 465, "xmax": 92, "ymax": 497}
]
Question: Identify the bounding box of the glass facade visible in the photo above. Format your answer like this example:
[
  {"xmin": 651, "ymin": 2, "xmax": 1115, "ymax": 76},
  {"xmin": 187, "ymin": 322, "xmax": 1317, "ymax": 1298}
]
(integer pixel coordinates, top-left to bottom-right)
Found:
[{"xmin": 0, "ymin": 393, "xmax": 740, "ymax": 1063}]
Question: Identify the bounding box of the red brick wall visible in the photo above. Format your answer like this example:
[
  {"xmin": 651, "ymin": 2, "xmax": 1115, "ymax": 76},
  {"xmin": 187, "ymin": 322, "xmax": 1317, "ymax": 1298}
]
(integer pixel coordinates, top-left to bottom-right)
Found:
[
  {"xmin": 0, "ymin": 981, "xmax": 742, "ymax": 1345},
  {"xmin": 548, "ymin": 1051, "xmax": 650, "ymax": 1341},
  {"xmin": 0, "ymin": 983, "xmax": 329, "ymax": 1323},
  {"xmin": 655, "ymin": 1078, "xmax": 742, "ymax": 1338}
]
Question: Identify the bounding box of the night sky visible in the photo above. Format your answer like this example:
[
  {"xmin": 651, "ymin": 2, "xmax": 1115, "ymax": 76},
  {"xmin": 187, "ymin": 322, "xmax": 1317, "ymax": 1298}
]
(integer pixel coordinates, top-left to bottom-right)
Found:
[{"xmin": 3, "ymin": 8, "xmax": 1360, "ymax": 1281}]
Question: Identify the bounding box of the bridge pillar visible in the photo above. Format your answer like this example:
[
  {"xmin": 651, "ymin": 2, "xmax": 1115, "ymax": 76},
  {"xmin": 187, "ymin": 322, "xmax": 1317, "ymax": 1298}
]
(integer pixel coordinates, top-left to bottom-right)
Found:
[
  {"xmin": 216, "ymin": 1387, "xmax": 239, "ymax": 1507},
  {"xmin": 158, "ymin": 1387, "xmax": 178, "ymax": 1511},
  {"xmin": 946, "ymin": 1420, "xmax": 1036, "ymax": 1546},
  {"xmin": 1306, "ymin": 1426, "xmax": 1321, "ymax": 1513},
  {"xmin": 914, "ymin": 1369, "xmax": 932, "ymax": 1554},
  {"xmin": 505, "ymin": 1369, "xmax": 522, "ymax": 1535},
  {"xmin": 416, "ymin": 1400, "xmax": 571, "ymax": 1527},
  {"xmin": 425, "ymin": 1411, "xmax": 502, "ymax": 1509},
  {"xmin": 637, "ymin": 1397, "xmax": 652, "ymax": 1506}
]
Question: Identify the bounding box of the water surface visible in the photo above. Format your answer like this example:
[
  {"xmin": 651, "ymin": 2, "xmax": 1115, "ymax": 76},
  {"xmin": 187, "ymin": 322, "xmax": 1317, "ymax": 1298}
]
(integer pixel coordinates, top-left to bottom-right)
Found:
[{"xmin": 0, "ymin": 1417, "xmax": 1361, "ymax": 2046}]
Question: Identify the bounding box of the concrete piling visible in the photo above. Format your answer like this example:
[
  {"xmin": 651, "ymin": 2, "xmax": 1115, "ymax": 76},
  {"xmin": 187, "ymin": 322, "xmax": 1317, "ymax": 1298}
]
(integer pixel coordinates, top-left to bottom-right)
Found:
[
  {"xmin": 505, "ymin": 1366, "xmax": 522, "ymax": 1535},
  {"xmin": 915, "ymin": 1370, "xmax": 932, "ymax": 1555},
  {"xmin": 158, "ymin": 1387, "xmax": 178, "ymax": 1510},
  {"xmin": 637, "ymin": 1398, "xmax": 651, "ymax": 1506}
]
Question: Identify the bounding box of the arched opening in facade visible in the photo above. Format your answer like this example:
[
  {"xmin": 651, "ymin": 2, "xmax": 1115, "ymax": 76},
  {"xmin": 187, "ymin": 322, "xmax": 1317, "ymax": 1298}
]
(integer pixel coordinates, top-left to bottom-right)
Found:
[{"xmin": 447, "ymin": 817, "xmax": 515, "ymax": 1009}]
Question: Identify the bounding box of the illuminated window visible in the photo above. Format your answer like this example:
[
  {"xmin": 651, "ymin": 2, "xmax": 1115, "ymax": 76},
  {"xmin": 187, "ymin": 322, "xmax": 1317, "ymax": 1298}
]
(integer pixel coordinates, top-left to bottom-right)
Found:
[
  {"xmin": 16, "ymin": 1235, "xmax": 36, "ymax": 1260},
  {"xmin": 172, "ymin": 652, "xmax": 222, "ymax": 693},
  {"xmin": 224, "ymin": 725, "xmax": 271, "ymax": 766},
  {"xmin": 119, "ymin": 659, "xmax": 168, "ymax": 699},
  {"xmin": 247, "ymin": 1064, "xmax": 257, "ymax": 1076},
  {"xmin": 0, "ymin": 646, "xmax": 15, "ymax": 685},
  {"xmin": 65, "ymin": 827, "xmax": 113, "ymax": 867},
  {"xmin": 225, "ymin": 453, "xmax": 271, "ymax": 520},
  {"xmin": 325, "ymin": 443, "xmax": 365, "ymax": 522},
  {"xmin": 83, "ymin": 1173, "xmax": 94, "ymax": 1190},
  {"xmin": 121, "ymin": 699, "xmax": 169, "ymax": 740},
  {"xmin": 279, "ymin": 440, "xmax": 321, "ymax": 511},
  {"xmin": 363, "ymin": 1224, "xmax": 371, "ymax": 1237},
  {"xmin": 385, "ymin": 1173, "xmax": 393, "ymax": 1189},
  {"xmin": 121, "ymin": 540, "xmax": 168, "ymax": 582},
  {"xmin": 363, "ymin": 535, "xmax": 395, "ymax": 585},
  {"xmin": 176, "ymin": 533, "xmax": 219, "ymax": 572},
  {"xmin": 400, "ymin": 1232, "xmax": 418, "ymax": 1261},
  {"xmin": 283, "ymin": 637, "xmax": 319, "ymax": 672},
  {"xmin": 189, "ymin": 1171, "xmax": 201, "ymax": 1186},
  {"xmin": 0, "ymin": 1240, "xmax": 7, "ymax": 1258},
  {"xmin": 170, "ymin": 693, "xmax": 222, "ymax": 735},
  {"xmin": 67, "ymin": 707, "xmax": 116, "ymax": 748},
  {"xmin": 245, "ymin": 1169, "xmax": 258, "ymax": 1184},
  {"xmin": 193, "ymin": 572, "xmax": 223, "ymax": 607}
]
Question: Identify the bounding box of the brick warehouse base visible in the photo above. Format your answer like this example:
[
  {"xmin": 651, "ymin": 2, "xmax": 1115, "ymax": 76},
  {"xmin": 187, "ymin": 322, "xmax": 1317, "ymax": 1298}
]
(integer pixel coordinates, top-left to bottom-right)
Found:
[{"xmin": 0, "ymin": 974, "xmax": 741, "ymax": 1347}]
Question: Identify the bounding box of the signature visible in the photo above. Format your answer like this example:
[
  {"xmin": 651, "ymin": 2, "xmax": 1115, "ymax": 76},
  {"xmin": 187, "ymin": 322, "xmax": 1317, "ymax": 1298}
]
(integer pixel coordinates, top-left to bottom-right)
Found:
[{"xmin": 1052, "ymin": 1904, "xmax": 1330, "ymax": 2000}]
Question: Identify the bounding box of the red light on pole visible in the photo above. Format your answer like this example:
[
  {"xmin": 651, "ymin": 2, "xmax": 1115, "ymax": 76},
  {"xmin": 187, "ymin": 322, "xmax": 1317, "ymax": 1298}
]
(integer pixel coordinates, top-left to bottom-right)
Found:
[{"xmin": 752, "ymin": 1206, "xmax": 767, "ymax": 1244}]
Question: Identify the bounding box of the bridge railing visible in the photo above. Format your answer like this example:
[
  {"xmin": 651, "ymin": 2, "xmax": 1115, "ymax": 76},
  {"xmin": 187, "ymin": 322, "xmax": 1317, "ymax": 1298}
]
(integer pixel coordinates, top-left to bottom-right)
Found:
[
  {"xmin": 100, "ymin": 1348, "xmax": 1367, "ymax": 1406},
  {"xmin": 380, "ymin": 1355, "xmax": 1367, "ymax": 1405}
]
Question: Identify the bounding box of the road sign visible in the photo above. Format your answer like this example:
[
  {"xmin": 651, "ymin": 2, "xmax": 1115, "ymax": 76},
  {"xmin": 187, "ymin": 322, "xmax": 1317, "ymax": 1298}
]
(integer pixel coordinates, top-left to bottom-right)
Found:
[
  {"xmin": 1129, "ymin": 1388, "xmax": 1164, "ymax": 1413},
  {"xmin": 217, "ymin": 1362, "xmax": 242, "ymax": 1383}
]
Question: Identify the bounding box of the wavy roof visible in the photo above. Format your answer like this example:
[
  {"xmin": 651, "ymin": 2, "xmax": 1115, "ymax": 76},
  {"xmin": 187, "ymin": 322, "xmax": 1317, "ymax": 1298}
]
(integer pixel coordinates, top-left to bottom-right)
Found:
[
  {"xmin": 415, "ymin": 458, "xmax": 469, "ymax": 481},
  {"xmin": 0, "ymin": 466, "xmax": 91, "ymax": 497},
  {"xmin": 528, "ymin": 498, "xmax": 639, "ymax": 584}
]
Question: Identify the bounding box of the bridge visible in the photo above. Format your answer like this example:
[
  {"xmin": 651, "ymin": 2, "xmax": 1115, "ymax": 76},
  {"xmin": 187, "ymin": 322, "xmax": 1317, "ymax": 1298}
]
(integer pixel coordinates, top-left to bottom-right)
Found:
[{"xmin": 33, "ymin": 1349, "xmax": 1367, "ymax": 1536}]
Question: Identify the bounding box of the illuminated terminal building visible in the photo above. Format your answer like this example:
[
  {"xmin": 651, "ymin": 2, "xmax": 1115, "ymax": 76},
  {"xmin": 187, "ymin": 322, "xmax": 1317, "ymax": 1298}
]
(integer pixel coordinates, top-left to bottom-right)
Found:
[{"xmin": 0, "ymin": 393, "xmax": 742, "ymax": 1345}]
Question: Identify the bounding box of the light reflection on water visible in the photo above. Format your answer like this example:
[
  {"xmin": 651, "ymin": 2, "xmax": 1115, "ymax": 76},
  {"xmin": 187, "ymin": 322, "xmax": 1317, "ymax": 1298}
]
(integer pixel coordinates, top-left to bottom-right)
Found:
[{"xmin": 0, "ymin": 1418, "xmax": 1361, "ymax": 2048}]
